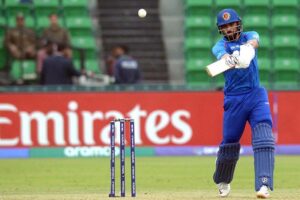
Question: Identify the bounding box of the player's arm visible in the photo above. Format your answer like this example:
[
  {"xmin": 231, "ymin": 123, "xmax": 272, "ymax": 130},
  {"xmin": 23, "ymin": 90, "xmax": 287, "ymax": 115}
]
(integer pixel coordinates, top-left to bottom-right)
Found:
[
  {"xmin": 212, "ymin": 40, "xmax": 238, "ymax": 67},
  {"xmin": 206, "ymin": 42, "xmax": 239, "ymax": 77},
  {"xmin": 218, "ymin": 38, "xmax": 259, "ymax": 62},
  {"xmin": 247, "ymin": 39, "xmax": 259, "ymax": 49},
  {"xmin": 235, "ymin": 32, "xmax": 259, "ymax": 68}
]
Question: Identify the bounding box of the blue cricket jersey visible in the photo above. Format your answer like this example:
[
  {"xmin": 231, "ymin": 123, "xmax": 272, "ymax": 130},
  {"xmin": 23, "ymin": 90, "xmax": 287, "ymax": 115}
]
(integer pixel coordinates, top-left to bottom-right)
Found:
[
  {"xmin": 212, "ymin": 31, "xmax": 260, "ymax": 95},
  {"xmin": 114, "ymin": 55, "xmax": 141, "ymax": 84}
]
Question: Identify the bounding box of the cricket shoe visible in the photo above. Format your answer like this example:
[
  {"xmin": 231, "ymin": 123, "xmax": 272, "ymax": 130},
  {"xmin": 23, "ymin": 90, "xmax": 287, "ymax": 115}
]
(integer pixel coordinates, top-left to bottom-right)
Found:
[
  {"xmin": 256, "ymin": 185, "xmax": 270, "ymax": 199},
  {"xmin": 217, "ymin": 182, "xmax": 230, "ymax": 197}
]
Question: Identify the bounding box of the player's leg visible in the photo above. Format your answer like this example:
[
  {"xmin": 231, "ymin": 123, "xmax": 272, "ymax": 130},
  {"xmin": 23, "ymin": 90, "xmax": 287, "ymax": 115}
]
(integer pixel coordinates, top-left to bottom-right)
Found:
[
  {"xmin": 249, "ymin": 88, "xmax": 275, "ymax": 198},
  {"xmin": 213, "ymin": 95, "xmax": 248, "ymax": 197},
  {"xmin": 214, "ymin": 143, "xmax": 240, "ymax": 197},
  {"xmin": 251, "ymin": 122, "xmax": 274, "ymax": 198}
]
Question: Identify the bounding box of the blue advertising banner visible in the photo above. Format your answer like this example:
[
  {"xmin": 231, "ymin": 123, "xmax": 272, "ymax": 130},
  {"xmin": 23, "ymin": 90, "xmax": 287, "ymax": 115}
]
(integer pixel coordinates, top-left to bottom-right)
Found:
[{"xmin": 0, "ymin": 148, "xmax": 29, "ymax": 158}]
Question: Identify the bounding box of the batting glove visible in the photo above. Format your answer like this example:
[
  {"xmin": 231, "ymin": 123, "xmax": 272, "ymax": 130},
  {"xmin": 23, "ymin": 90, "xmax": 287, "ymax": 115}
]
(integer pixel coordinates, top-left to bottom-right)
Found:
[{"xmin": 225, "ymin": 51, "xmax": 239, "ymax": 68}]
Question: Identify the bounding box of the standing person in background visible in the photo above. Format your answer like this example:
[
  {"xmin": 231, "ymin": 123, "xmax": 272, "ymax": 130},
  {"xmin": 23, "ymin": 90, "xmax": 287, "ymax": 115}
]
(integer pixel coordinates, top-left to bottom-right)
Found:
[
  {"xmin": 36, "ymin": 39, "xmax": 53, "ymax": 74},
  {"xmin": 105, "ymin": 46, "xmax": 119, "ymax": 76},
  {"xmin": 4, "ymin": 13, "xmax": 36, "ymax": 60},
  {"xmin": 40, "ymin": 43, "xmax": 81, "ymax": 85},
  {"xmin": 113, "ymin": 45, "xmax": 141, "ymax": 84},
  {"xmin": 210, "ymin": 9, "xmax": 275, "ymax": 199}
]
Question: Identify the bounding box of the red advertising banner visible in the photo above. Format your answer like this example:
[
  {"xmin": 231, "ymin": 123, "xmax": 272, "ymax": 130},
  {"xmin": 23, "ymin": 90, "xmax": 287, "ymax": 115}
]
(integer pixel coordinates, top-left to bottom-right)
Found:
[{"xmin": 0, "ymin": 91, "xmax": 299, "ymax": 147}]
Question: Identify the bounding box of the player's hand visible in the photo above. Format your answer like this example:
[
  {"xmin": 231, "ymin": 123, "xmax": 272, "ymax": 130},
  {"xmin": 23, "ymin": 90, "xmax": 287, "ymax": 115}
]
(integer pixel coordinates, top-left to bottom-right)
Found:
[
  {"xmin": 225, "ymin": 53, "xmax": 239, "ymax": 68},
  {"xmin": 236, "ymin": 43, "xmax": 255, "ymax": 68}
]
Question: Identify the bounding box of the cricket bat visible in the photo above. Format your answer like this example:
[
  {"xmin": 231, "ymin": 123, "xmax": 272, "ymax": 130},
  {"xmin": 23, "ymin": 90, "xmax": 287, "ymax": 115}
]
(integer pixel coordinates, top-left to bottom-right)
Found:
[{"xmin": 206, "ymin": 58, "xmax": 233, "ymax": 77}]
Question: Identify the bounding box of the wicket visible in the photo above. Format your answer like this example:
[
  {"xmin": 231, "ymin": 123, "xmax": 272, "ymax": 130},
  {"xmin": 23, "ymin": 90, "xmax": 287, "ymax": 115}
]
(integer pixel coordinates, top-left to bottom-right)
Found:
[{"xmin": 109, "ymin": 118, "xmax": 136, "ymax": 197}]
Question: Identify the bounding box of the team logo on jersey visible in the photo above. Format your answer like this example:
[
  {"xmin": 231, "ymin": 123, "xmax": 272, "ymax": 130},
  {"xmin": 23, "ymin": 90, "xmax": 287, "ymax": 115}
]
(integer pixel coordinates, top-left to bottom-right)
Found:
[{"xmin": 223, "ymin": 12, "xmax": 231, "ymax": 21}]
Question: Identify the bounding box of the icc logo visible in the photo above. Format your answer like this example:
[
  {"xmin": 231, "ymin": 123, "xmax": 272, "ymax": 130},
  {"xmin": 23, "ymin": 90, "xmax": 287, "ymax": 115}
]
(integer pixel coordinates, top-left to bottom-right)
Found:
[{"xmin": 223, "ymin": 12, "xmax": 231, "ymax": 21}]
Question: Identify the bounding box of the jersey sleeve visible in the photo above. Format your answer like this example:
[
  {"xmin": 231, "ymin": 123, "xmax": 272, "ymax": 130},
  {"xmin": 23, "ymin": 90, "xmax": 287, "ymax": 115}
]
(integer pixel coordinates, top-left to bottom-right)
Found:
[
  {"xmin": 212, "ymin": 39, "xmax": 227, "ymax": 60},
  {"xmin": 245, "ymin": 31, "xmax": 260, "ymax": 43}
]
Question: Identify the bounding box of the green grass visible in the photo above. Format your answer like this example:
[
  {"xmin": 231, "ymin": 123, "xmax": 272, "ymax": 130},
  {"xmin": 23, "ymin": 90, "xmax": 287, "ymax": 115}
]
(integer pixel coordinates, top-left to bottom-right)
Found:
[{"xmin": 0, "ymin": 156, "xmax": 299, "ymax": 199}]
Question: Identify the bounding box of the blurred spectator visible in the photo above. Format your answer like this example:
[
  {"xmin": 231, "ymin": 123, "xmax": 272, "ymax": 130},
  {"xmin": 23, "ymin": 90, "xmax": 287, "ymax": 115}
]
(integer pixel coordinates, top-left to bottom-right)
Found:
[
  {"xmin": 36, "ymin": 39, "xmax": 54, "ymax": 74},
  {"xmin": 40, "ymin": 13, "xmax": 70, "ymax": 45},
  {"xmin": 113, "ymin": 45, "xmax": 141, "ymax": 84},
  {"xmin": 40, "ymin": 43, "xmax": 81, "ymax": 85},
  {"xmin": 4, "ymin": 13, "xmax": 36, "ymax": 60},
  {"xmin": 105, "ymin": 46, "xmax": 120, "ymax": 76},
  {"xmin": 37, "ymin": 13, "xmax": 72, "ymax": 74}
]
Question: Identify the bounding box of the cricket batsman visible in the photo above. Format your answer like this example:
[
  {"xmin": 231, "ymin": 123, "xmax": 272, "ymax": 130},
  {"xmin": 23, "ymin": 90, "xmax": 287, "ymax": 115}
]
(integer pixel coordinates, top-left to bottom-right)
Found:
[{"xmin": 211, "ymin": 9, "xmax": 275, "ymax": 198}]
